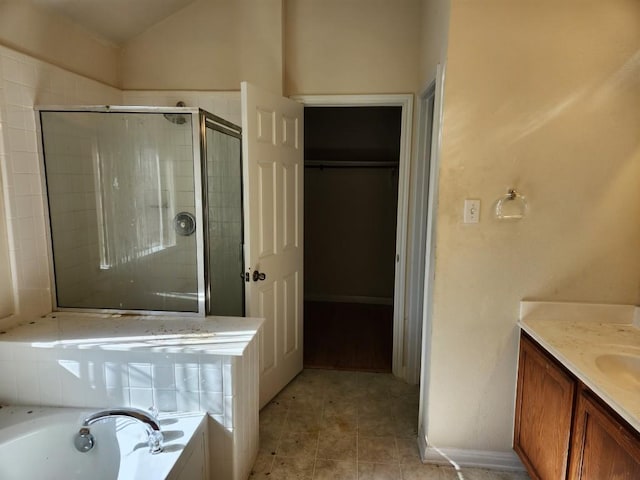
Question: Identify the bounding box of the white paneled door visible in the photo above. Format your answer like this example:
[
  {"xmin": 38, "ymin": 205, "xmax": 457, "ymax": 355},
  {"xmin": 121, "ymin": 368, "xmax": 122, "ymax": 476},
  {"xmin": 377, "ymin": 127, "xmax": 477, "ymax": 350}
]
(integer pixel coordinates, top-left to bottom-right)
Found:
[{"xmin": 241, "ymin": 82, "xmax": 304, "ymax": 407}]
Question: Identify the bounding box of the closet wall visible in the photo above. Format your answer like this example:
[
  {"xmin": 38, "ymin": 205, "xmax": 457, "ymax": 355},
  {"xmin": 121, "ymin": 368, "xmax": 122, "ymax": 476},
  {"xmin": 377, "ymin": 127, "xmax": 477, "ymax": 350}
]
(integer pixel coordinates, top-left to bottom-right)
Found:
[{"xmin": 304, "ymin": 107, "xmax": 401, "ymax": 303}]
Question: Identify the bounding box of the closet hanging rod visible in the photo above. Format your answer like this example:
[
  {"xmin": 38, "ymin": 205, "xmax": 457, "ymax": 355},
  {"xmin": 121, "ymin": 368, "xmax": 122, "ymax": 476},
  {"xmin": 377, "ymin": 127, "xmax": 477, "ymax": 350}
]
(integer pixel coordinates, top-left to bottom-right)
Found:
[{"xmin": 304, "ymin": 160, "xmax": 399, "ymax": 168}]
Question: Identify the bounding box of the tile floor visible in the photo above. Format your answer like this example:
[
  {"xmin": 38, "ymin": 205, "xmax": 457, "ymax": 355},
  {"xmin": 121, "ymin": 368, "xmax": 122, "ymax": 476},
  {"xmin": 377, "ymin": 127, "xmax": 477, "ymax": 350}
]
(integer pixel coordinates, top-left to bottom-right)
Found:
[{"xmin": 250, "ymin": 369, "xmax": 530, "ymax": 479}]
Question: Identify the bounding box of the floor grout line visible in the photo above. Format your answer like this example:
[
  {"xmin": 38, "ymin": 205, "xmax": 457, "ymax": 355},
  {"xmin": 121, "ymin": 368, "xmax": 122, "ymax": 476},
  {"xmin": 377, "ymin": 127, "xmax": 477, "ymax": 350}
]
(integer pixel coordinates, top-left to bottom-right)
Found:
[
  {"xmin": 254, "ymin": 369, "xmax": 529, "ymax": 479},
  {"xmin": 355, "ymin": 413, "xmax": 360, "ymax": 480}
]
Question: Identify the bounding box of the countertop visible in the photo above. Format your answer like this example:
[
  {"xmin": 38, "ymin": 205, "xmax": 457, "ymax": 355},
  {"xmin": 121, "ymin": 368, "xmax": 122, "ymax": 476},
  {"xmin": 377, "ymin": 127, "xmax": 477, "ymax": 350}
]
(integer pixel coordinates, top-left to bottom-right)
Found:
[
  {"xmin": 519, "ymin": 301, "xmax": 640, "ymax": 433},
  {"xmin": 0, "ymin": 312, "xmax": 263, "ymax": 356}
]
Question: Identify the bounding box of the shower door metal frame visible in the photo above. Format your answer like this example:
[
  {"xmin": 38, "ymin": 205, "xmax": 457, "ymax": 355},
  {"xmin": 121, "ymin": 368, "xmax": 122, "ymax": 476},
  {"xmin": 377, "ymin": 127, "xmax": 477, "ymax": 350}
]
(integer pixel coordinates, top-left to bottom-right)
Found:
[
  {"xmin": 36, "ymin": 105, "xmax": 207, "ymax": 317},
  {"xmin": 198, "ymin": 110, "xmax": 245, "ymax": 316}
]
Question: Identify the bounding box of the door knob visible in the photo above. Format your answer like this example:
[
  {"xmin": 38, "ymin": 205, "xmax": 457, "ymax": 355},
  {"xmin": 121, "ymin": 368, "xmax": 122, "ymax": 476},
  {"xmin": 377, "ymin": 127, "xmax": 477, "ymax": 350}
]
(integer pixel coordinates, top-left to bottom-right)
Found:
[{"xmin": 252, "ymin": 270, "xmax": 266, "ymax": 282}]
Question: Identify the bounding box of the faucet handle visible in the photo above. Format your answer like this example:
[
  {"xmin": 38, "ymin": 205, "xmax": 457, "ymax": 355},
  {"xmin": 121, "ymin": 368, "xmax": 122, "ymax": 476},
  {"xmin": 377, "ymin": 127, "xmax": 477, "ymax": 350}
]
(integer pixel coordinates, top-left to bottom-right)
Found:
[
  {"xmin": 148, "ymin": 405, "xmax": 159, "ymax": 420},
  {"xmin": 148, "ymin": 429, "xmax": 164, "ymax": 454},
  {"xmin": 147, "ymin": 407, "xmax": 163, "ymax": 453}
]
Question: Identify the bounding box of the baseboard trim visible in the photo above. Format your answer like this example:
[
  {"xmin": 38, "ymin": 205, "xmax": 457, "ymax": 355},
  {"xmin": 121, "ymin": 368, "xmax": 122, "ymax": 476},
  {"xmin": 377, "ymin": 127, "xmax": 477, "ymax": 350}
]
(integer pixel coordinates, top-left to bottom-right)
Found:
[
  {"xmin": 304, "ymin": 294, "xmax": 393, "ymax": 306},
  {"xmin": 418, "ymin": 435, "xmax": 525, "ymax": 471}
]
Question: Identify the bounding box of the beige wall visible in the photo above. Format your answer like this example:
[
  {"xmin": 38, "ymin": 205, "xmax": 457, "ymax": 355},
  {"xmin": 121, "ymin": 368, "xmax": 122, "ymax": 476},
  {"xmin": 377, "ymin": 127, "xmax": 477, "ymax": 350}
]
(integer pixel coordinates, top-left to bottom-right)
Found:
[
  {"xmin": 424, "ymin": 0, "xmax": 640, "ymax": 454},
  {"xmin": 1, "ymin": 0, "xmax": 424, "ymax": 96},
  {"xmin": 284, "ymin": 0, "xmax": 421, "ymax": 95},
  {"xmin": 0, "ymin": 1, "xmax": 120, "ymax": 87},
  {"xmin": 419, "ymin": 0, "xmax": 450, "ymax": 86},
  {"xmin": 120, "ymin": 0, "xmax": 283, "ymax": 94},
  {"xmin": 123, "ymin": 0, "xmax": 422, "ymax": 96}
]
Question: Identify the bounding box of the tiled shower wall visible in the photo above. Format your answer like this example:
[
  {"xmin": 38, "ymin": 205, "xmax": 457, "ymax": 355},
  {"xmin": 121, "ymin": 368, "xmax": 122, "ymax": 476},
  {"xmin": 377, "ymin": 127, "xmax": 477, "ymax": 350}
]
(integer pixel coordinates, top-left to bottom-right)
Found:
[
  {"xmin": 206, "ymin": 132, "xmax": 244, "ymax": 316},
  {"xmin": 124, "ymin": 90, "xmax": 245, "ymax": 315},
  {"xmin": 0, "ymin": 45, "xmax": 242, "ymax": 326},
  {"xmin": 43, "ymin": 113, "xmax": 199, "ymax": 311},
  {"xmin": 0, "ymin": 44, "xmax": 122, "ymax": 325},
  {"xmin": 40, "ymin": 114, "xmax": 105, "ymax": 307}
]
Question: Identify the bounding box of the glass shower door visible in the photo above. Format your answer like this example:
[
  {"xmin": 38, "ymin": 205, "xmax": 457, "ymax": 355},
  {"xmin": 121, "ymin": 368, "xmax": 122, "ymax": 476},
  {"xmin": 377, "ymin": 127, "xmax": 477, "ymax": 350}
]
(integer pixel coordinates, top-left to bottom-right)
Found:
[
  {"xmin": 40, "ymin": 110, "xmax": 201, "ymax": 313},
  {"xmin": 204, "ymin": 117, "xmax": 245, "ymax": 316}
]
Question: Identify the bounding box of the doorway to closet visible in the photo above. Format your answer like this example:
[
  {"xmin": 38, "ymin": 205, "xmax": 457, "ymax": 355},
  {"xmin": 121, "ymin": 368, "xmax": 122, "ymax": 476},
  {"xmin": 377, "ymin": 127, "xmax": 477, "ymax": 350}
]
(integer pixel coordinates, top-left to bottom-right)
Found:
[{"xmin": 303, "ymin": 106, "xmax": 402, "ymax": 372}]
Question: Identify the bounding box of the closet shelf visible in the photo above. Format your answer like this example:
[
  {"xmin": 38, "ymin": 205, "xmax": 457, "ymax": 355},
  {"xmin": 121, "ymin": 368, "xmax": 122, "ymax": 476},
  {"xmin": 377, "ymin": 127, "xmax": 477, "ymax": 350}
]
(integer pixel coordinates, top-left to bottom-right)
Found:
[{"xmin": 304, "ymin": 160, "xmax": 399, "ymax": 168}]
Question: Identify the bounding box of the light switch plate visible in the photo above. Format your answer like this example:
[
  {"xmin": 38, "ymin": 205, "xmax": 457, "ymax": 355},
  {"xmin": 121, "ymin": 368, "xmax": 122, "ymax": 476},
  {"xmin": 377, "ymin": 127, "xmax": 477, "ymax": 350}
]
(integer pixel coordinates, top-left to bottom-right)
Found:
[{"xmin": 464, "ymin": 199, "xmax": 480, "ymax": 224}]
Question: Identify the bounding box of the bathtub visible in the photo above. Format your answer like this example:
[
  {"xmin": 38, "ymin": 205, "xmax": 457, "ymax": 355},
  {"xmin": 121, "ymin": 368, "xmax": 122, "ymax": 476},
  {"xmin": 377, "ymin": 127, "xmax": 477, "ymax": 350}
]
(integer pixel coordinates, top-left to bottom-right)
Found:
[{"xmin": 0, "ymin": 406, "xmax": 208, "ymax": 480}]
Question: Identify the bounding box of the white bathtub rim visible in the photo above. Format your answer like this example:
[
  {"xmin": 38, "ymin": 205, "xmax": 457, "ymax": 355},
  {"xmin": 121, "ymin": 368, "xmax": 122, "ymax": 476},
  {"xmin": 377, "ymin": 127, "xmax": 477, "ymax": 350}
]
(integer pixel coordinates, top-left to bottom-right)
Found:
[{"xmin": 0, "ymin": 405, "xmax": 207, "ymax": 480}]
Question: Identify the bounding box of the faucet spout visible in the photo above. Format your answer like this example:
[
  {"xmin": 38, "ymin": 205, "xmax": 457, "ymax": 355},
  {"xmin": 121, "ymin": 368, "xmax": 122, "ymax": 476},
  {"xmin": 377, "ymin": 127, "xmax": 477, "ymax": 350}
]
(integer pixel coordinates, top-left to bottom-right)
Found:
[
  {"xmin": 83, "ymin": 407, "xmax": 161, "ymax": 431},
  {"xmin": 80, "ymin": 407, "xmax": 163, "ymax": 454}
]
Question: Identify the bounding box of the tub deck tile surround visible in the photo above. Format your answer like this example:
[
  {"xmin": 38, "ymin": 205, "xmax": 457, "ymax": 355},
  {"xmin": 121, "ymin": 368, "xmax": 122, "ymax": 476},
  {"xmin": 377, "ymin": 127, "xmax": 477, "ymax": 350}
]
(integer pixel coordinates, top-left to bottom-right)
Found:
[
  {"xmin": 0, "ymin": 312, "xmax": 262, "ymax": 354},
  {"xmin": 252, "ymin": 369, "xmax": 530, "ymax": 480}
]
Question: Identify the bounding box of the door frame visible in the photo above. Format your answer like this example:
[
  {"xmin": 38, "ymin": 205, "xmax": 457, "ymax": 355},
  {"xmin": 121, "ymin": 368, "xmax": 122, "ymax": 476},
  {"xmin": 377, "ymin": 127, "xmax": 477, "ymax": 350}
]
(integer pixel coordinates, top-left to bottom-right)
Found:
[
  {"xmin": 404, "ymin": 83, "xmax": 436, "ymax": 385},
  {"xmin": 417, "ymin": 63, "xmax": 446, "ymax": 458},
  {"xmin": 291, "ymin": 93, "xmax": 413, "ymax": 379}
]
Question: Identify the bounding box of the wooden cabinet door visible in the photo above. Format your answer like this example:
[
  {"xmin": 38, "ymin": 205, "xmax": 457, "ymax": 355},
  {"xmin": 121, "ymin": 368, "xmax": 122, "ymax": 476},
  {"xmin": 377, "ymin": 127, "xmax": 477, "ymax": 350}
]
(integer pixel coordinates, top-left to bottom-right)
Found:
[
  {"xmin": 514, "ymin": 334, "xmax": 576, "ymax": 480},
  {"xmin": 569, "ymin": 389, "xmax": 640, "ymax": 480}
]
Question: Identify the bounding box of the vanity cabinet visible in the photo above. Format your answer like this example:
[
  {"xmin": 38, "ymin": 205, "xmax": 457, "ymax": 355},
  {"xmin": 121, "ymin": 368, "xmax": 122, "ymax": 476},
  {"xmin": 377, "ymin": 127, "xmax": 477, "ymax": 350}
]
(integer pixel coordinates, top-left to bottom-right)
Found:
[
  {"xmin": 569, "ymin": 388, "xmax": 640, "ymax": 480},
  {"xmin": 515, "ymin": 332, "xmax": 640, "ymax": 480},
  {"xmin": 514, "ymin": 333, "xmax": 575, "ymax": 480}
]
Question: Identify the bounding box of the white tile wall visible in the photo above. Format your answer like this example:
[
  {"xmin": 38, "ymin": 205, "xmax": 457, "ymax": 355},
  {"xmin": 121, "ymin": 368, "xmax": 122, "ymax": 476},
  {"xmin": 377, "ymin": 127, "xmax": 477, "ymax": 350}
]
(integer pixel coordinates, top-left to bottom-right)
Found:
[
  {"xmin": 0, "ymin": 341, "xmax": 238, "ymax": 425},
  {"xmin": 39, "ymin": 110, "xmax": 201, "ymax": 311},
  {"xmin": 0, "ymin": 45, "xmax": 255, "ymax": 480},
  {"xmin": 0, "ymin": 48, "xmax": 242, "ymax": 323},
  {"xmin": 41, "ymin": 113, "xmax": 102, "ymax": 306},
  {"xmin": 0, "ymin": 333, "xmax": 261, "ymax": 480},
  {"xmin": 0, "ymin": 45, "xmax": 122, "ymax": 326},
  {"xmin": 209, "ymin": 335, "xmax": 259, "ymax": 480}
]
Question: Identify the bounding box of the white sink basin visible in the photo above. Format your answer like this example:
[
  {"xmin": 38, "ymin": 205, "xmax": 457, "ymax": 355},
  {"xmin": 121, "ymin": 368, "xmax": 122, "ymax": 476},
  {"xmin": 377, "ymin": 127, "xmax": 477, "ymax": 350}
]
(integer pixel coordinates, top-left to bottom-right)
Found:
[{"xmin": 595, "ymin": 353, "xmax": 640, "ymax": 391}]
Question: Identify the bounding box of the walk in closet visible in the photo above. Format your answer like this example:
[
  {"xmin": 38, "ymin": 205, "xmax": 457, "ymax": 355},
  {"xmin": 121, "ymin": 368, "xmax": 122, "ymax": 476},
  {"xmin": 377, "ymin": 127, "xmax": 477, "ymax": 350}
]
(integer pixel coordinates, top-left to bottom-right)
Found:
[{"xmin": 303, "ymin": 106, "xmax": 402, "ymax": 372}]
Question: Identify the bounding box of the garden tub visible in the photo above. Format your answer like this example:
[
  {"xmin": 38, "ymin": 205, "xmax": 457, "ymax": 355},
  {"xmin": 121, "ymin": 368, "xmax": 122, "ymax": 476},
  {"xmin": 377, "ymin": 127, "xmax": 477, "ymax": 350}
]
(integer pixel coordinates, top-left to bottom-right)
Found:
[{"xmin": 0, "ymin": 406, "xmax": 207, "ymax": 480}]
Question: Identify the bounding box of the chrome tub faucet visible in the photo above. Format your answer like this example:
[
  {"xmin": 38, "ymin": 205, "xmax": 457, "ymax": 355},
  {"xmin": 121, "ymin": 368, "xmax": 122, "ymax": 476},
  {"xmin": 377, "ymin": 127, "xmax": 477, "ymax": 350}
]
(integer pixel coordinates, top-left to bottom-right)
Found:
[{"xmin": 74, "ymin": 407, "xmax": 164, "ymax": 454}]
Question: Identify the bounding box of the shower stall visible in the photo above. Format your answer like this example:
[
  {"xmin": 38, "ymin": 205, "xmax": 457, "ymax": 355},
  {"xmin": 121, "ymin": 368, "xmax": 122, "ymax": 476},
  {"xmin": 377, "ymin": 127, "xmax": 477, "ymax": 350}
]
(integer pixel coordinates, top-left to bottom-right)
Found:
[{"xmin": 37, "ymin": 106, "xmax": 244, "ymax": 316}]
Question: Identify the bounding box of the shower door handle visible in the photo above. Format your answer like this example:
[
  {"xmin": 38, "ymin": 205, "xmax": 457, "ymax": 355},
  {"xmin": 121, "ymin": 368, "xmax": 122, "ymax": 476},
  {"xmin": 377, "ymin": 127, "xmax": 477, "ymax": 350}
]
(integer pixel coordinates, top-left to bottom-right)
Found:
[{"xmin": 252, "ymin": 270, "xmax": 266, "ymax": 282}]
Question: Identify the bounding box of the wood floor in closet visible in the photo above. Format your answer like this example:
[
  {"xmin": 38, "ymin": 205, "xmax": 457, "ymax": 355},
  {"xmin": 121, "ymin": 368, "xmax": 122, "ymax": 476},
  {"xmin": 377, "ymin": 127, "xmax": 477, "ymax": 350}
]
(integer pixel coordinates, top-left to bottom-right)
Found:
[{"xmin": 303, "ymin": 301, "xmax": 393, "ymax": 372}]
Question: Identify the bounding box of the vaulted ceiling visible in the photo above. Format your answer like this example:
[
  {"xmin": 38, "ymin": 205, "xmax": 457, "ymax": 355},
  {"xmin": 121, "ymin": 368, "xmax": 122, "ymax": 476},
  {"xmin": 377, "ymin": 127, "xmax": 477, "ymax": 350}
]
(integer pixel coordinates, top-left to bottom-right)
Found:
[{"xmin": 32, "ymin": 0, "xmax": 196, "ymax": 45}]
